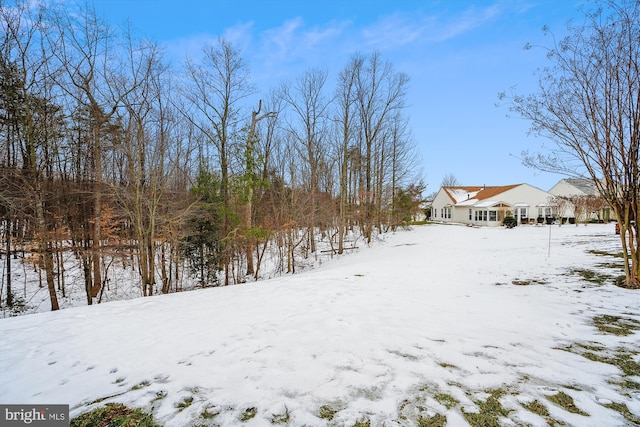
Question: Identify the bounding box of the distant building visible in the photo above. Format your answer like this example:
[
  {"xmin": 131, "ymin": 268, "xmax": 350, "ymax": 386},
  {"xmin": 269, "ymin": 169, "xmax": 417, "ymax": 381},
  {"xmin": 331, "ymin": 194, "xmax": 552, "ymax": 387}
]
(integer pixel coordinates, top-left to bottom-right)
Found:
[
  {"xmin": 430, "ymin": 184, "xmax": 556, "ymax": 226},
  {"xmin": 548, "ymin": 178, "xmax": 613, "ymax": 222},
  {"xmin": 549, "ymin": 178, "xmax": 599, "ymax": 197}
]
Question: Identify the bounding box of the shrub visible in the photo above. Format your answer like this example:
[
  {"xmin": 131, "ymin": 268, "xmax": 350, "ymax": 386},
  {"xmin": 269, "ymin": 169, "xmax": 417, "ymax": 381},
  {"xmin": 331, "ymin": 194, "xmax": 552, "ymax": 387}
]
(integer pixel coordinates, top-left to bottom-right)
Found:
[{"xmin": 503, "ymin": 216, "xmax": 517, "ymax": 228}]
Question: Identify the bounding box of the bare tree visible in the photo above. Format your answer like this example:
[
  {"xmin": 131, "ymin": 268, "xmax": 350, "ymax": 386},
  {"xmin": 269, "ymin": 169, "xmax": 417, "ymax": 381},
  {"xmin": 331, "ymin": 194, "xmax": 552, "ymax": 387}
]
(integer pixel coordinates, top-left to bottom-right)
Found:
[
  {"xmin": 181, "ymin": 38, "xmax": 255, "ymax": 285},
  {"xmin": 0, "ymin": 1, "xmax": 61, "ymax": 310},
  {"xmin": 388, "ymin": 113, "xmax": 421, "ymax": 228},
  {"xmin": 48, "ymin": 4, "xmax": 130, "ymax": 302},
  {"xmin": 505, "ymin": 0, "xmax": 640, "ymax": 288},
  {"xmin": 334, "ymin": 56, "xmax": 360, "ymax": 254},
  {"xmin": 572, "ymin": 194, "xmax": 606, "ymax": 225},
  {"xmin": 552, "ymin": 196, "xmax": 576, "ymax": 225},
  {"xmin": 279, "ymin": 67, "xmax": 332, "ymax": 254},
  {"xmin": 354, "ymin": 52, "xmax": 409, "ymax": 242},
  {"xmin": 113, "ymin": 35, "xmax": 177, "ymax": 297},
  {"xmin": 440, "ymin": 173, "xmax": 460, "ymax": 187}
]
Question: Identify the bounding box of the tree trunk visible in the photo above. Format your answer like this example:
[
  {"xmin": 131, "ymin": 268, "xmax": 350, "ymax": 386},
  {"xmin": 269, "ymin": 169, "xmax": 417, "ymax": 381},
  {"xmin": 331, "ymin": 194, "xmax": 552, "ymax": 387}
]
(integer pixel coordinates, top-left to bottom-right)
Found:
[
  {"xmin": 161, "ymin": 242, "xmax": 170, "ymax": 293},
  {"xmin": 90, "ymin": 124, "xmax": 103, "ymax": 298},
  {"xmin": 615, "ymin": 204, "xmax": 640, "ymax": 288},
  {"xmin": 5, "ymin": 218, "xmax": 12, "ymax": 307},
  {"xmin": 35, "ymin": 190, "xmax": 59, "ymax": 311}
]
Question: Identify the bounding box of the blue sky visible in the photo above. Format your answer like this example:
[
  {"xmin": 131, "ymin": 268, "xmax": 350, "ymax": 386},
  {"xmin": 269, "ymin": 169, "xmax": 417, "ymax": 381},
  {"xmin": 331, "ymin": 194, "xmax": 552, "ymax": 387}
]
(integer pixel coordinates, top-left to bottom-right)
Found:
[{"xmin": 92, "ymin": 0, "xmax": 588, "ymax": 192}]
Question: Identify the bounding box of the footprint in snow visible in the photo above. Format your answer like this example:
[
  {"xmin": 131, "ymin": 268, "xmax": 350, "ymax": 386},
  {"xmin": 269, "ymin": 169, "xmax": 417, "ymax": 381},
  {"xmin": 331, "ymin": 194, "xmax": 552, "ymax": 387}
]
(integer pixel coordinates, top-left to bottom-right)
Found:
[{"xmin": 154, "ymin": 373, "xmax": 170, "ymax": 383}]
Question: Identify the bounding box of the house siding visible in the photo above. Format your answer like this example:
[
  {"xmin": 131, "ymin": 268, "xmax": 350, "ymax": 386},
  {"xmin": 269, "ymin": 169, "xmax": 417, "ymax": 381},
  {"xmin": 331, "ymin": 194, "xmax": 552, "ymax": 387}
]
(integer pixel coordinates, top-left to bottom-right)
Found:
[{"xmin": 549, "ymin": 180, "xmax": 583, "ymax": 196}]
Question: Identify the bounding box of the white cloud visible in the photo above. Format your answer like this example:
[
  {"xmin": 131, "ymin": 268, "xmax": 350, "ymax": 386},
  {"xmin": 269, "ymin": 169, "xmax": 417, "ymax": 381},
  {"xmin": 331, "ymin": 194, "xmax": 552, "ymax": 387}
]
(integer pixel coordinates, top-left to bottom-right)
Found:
[
  {"xmin": 251, "ymin": 17, "xmax": 350, "ymax": 82},
  {"xmin": 435, "ymin": 4, "xmax": 502, "ymax": 42},
  {"xmin": 259, "ymin": 17, "xmax": 305, "ymax": 62},
  {"xmin": 163, "ymin": 33, "xmax": 218, "ymax": 65},
  {"xmin": 361, "ymin": 13, "xmax": 432, "ymax": 49},
  {"xmin": 361, "ymin": 4, "xmax": 503, "ymax": 50},
  {"xmin": 223, "ymin": 21, "xmax": 254, "ymax": 52},
  {"xmin": 160, "ymin": 3, "xmax": 508, "ymax": 88},
  {"xmin": 302, "ymin": 20, "xmax": 347, "ymax": 48}
]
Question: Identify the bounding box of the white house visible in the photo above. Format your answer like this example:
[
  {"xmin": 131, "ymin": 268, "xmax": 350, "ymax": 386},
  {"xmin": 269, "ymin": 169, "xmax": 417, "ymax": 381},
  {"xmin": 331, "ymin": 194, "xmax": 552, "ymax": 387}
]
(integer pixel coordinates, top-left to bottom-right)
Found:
[
  {"xmin": 548, "ymin": 178, "xmax": 613, "ymax": 222},
  {"xmin": 549, "ymin": 178, "xmax": 598, "ymax": 197},
  {"xmin": 430, "ymin": 184, "xmax": 556, "ymax": 226}
]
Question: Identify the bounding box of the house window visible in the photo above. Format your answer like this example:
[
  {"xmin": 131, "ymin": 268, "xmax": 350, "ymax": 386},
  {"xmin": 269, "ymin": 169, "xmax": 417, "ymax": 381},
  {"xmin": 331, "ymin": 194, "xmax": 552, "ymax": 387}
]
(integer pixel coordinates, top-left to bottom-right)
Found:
[
  {"xmin": 444, "ymin": 207, "xmax": 452, "ymax": 219},
  {"xmin": 538, "ymin": 207, "xmax": 553, "ymax": 217},
  {"xmin": 474, "ymin": 210, "xmax": 487, "ymax": 221},
  {"xmin": 469, "ymin": 209, "xmax": 472, "ymax": 220},
  {"xmin": 489, "ymin": 210, "xmax": 497, "ymax": 221},
  {"xmin": 519, "ymin": 207, "xmax": 528, "ymax": 219}
]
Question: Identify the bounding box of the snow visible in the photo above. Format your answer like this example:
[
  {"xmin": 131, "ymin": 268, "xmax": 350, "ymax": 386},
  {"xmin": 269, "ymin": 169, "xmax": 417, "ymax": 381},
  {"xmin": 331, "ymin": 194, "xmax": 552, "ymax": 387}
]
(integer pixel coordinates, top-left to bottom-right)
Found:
[
  {"xmin": 1, "ymin": 223, "xmax": 639, "ymax": 426},
  {"xmin": 446, "ymin": 189, "xmax": 478, "ymax": 204},
  {"xmin": 469, "ymin": 200, "xmax": 503, "ymax": 208}
]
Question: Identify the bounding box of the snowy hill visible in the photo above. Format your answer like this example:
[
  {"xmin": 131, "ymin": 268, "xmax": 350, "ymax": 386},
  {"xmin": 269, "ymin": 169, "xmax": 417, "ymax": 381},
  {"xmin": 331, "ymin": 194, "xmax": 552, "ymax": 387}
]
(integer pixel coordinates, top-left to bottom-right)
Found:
[{"xmin": 1, "ymin": 224, "xmax": 639, "ymax": 426}]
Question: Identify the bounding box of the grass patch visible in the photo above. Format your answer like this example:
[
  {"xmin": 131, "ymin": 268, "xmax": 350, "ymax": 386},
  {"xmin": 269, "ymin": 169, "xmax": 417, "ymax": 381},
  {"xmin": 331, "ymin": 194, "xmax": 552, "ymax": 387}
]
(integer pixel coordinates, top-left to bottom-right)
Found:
[
  {"xmin": 438, "ymin": 362, "xmax": 457, "ymax": 369},
  {"xmin": 522, "ymin": 400, "xmax": 550, "ymax": 417},
  {"xmin": 240, "ymin": 407, "xmax": 257, "ymax": 421},
  {"xmin": 610, "ymin": 351, "xmax": 640, "ymax": 376},
  {"xmin": 595, "ymin": 261, "xmax": 625, "ymax": 269},
  {"xmin": 546, "ymin": 391, "xmax": 588, "ymax": 416},
  {"xmin": 271, "ymin": 406, "xmax": 290, "ymax": 424},
  {"xmin": 417, "ymin": 413, "xmax": 447, "ymax": 427},
  {"xmin": 151, "ymin": 390, "xmax": 167, "ymax": 403},
  {"xmin": 563, "ymin": 343, "xmax": 640, "ymax": 380},
  {"xmin": 352, "ymin": 419, "xmax": 370, "ymax": 427},
  {"xmin": 87, "ymin": 391, "xmax": 127, "ymax": 406},
  {"xmin": 175, "ymin": 396, "xmax": 194, "ymax": 410},
  {"xmin": 201, "ymin": 405, "xmax": 220, "ymax": 419},
  {"xmin": 511, "ymin": 278, "xmax": 546, "ymax": 286},
  {"xmin": 522, "ymin": 399, "xmax": 567, "ymax": 426},
  {"xmin": 587, "ymin": 249, "xmax": 624, "ymax": 258},
  {"xmin": 318, "ymin": 405, "xmax": 338, "ymax": 420},
  {"xmin": 604, "ymin": 401, "xmax": 640, "ymax": 424},
  {"xmin": 462, "ymin": 388, "xmax": 512, "ymax": 427},
  {"xmin": 593, "ymin": 314, "xmax": 640, "ymax": 336},
  {"xmin": 434, "ymin": 393, "xmax": 459, "ymax": 410},
  {"xmin": 570, "ymin": 268, "xmax": 612, "ymax": 285},
  {"xmin": 130, "ymin": 380, "xmax": 151, "ymax": 391},
  {"xmin": 620, "ymin": 380, "xmax": 640, "ymax": 390},
  {"xmin": 70, "ymin": 403, "xmax": 160, "ymax": 427}
]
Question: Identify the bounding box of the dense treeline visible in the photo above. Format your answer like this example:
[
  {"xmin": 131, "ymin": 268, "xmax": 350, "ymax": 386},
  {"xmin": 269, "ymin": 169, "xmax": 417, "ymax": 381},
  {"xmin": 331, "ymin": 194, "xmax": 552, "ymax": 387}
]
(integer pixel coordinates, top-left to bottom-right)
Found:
[{"xmin": 0, "ymin": 1, "xmax": 423, "ymax": 311}]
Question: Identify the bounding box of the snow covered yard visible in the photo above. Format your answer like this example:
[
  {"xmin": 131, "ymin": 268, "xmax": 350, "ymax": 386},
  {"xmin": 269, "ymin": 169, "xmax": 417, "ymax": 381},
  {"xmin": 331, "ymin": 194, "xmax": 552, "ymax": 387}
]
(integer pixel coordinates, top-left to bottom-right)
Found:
[{"xmin": 0, "ymin": 223, "xmax": 639, "ymax": 426}]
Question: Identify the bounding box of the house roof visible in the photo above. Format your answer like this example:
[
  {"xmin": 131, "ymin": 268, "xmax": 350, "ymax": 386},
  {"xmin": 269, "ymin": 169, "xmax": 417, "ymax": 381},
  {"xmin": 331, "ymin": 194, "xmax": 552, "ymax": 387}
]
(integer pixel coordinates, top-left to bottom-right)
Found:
[
  {"xmin": 474, "ymin": 200, "xmax": 511, "ymax": 208},
  {"xmin": 442, "ymin": 185, "xmax": 521, "ymax": 206},
  {"xmin": 563, "ymin": 178, "xmax": 598, "ymax": 196}
]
